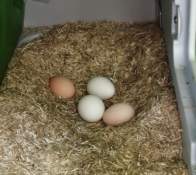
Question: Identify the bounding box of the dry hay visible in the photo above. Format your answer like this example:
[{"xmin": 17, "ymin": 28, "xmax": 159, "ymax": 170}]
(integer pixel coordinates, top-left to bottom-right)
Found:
[{"xmin": 0, "ymin": 21, "xmax": 188, "ymax": 174}]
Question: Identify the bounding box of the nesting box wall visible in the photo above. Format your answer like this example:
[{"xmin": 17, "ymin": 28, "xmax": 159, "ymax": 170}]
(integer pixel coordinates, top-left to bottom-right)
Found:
[
  {"xmin": 24, "ymin": 0, "xmax": 157, "ymax": 27},
  {"xmin": 0, "ymin": 0, "xmax": 24, "ymax": 84}
]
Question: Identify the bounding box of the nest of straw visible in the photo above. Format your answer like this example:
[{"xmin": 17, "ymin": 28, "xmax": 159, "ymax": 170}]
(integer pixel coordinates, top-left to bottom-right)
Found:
[{"xmin": 0, "ymin": 21, "xmax": 188, "ymax": 174}]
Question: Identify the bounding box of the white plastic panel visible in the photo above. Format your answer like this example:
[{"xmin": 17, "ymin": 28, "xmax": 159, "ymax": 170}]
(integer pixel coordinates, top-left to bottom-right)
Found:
[
  {"xmin": 161, "ymin": 0, "xmax": 196, "ymax": 175},
  {"xmin": 24, "ymin": 0, "xmax": 157, "ymax": 27}
]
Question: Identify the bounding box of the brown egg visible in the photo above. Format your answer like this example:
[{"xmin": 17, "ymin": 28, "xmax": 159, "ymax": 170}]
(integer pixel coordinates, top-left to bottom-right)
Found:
[
  {"xmin": 49, "ymin": 76, "xmax": 75, "ymax": 98},
  {"xmin": 103, "ymin": 103, "xmax": 135, "ymax": 126}
]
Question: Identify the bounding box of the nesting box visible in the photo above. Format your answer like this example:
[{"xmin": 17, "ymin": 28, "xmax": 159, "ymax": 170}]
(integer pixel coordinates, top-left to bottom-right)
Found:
[{"xmin": 0, "ymin": 0, "xmax": 195, "ymax": 174}]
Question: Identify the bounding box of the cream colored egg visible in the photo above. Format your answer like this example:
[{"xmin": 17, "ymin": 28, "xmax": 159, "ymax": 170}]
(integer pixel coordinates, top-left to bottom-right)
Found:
[
  {"xmin": 103, "ymin": 103, "xmax": 135, "ymax": 126},
  {"xmin": 78, "ymin": 95, "xmax": 105, "ymax": 122},
  {"xmin": 87, "ymin": 77, "xmax": 115, "ymax": 100},
  {"xmin": 49, "ymin": 76, "xmax": 75, "ymax": 99}
]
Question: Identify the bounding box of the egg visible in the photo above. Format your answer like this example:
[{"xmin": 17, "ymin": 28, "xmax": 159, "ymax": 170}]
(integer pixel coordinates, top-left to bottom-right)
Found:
[
  {"xmin": 49, "ymin": 76, "xmax": 75, "ymax": 98},
  {"xmin": 103, "ymin": 103, "xmax": 135, "ymax": 126},
  {"xmin": 78, "ymin": 95, "xmax": 105, "ymax": 122},
  {"xmin": 87, "ymin": 77, "xmax": 115, "ymax": 100}
]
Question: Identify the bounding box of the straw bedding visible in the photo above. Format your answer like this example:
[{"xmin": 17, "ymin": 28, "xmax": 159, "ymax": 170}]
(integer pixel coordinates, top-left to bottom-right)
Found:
[{"xmin": 0, "ymin": 21, "xmax": 188, "ymax": 174}]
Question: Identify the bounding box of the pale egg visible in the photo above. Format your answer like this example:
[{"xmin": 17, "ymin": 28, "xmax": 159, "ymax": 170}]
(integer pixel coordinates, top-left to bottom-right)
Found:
[
  {"xmin": 49, "ymin": 76, "xmax": 75, "ymax": 98},
  {"xmin": 78, "ymin": 95, "xmax": 105, "ymax": 122},
  {"xmin": 103, "ymin": 103, "xmax": 135, "ymax": 126},
  {"xmin": 87, "ymin": 77, "xmax": 115, "ymax": 100}
]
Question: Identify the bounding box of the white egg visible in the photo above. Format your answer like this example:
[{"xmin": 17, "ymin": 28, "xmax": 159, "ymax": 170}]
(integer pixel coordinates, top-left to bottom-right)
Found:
[
  {"xmin": 87, "ymin": 77, "xmax": 115, "ymax": 100},
  {"xmin": 78, "ymin": 95, "xmax": 105, "ymax": 122}
]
